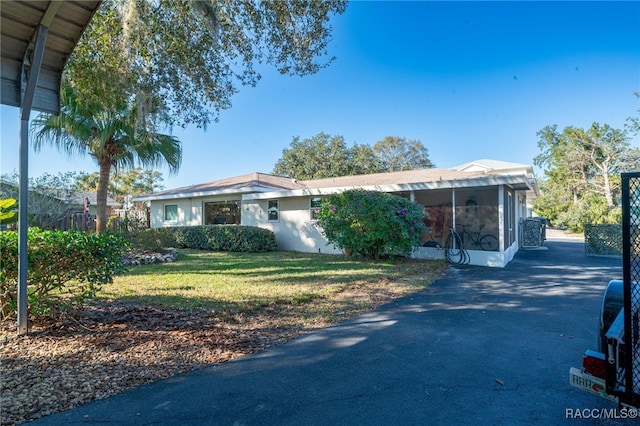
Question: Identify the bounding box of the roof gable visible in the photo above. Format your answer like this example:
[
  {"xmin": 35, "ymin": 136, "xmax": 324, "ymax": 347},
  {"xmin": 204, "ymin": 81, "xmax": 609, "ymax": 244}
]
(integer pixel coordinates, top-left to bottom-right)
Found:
[
  {"xmin": 451, "ymin": 159, "xmax": 533, "ymax": 174},
  {"xmin": 134, "ymin": 172, "xmax": 304, "ymax": 201}
]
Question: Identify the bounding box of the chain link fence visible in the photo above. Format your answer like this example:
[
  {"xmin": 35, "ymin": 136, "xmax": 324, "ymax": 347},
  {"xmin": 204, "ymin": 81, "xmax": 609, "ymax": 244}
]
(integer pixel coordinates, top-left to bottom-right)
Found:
[
  {"xmin": 519, "ymin": 217, "xmax": 546, "ymax": 248},
  {"xmin": 585, "ymin": 223, "xmax": 622, "ymax": 257},
  {"xmin": 622, "ymin": 173, "xmax": 640, "ymax": 404}
]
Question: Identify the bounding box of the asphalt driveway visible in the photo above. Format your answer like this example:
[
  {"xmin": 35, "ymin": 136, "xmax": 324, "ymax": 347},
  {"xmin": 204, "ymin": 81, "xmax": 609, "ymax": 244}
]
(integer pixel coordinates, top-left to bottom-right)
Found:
[{"xmin": 35, "ymin": 236, "xmax": 627, "ymax": 425}]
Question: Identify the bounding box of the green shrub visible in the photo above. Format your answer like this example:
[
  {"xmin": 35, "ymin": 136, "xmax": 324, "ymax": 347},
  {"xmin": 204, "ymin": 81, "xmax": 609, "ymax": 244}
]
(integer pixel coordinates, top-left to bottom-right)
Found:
[
  {"xmin": 550, "ymin": 194, "xmax": 619, "ymax": 233},
  {"xmin": 107, "ymin": 213, "xmax": 149, "ymax": 235},
  {"xmin": 127, "ymin": 226, "xmax": 178, "ymax": 250},
  {"xmin": 0, "ymin": 228, "xmax": 128, "ymax": 318},
  {"xmin": 315, "ymin": 189, "xmax": 427, "ymax": 259},
  {"xmin": 607, "ymin": 207, "xmax": 622, "ymax": 224},
  {"xmin": 128, "ymin": 225, "xmax": 277, "ymax": 252},
  {"xmin": 584, "ymin": 223, "xmax": 622, "ymax": 256}
]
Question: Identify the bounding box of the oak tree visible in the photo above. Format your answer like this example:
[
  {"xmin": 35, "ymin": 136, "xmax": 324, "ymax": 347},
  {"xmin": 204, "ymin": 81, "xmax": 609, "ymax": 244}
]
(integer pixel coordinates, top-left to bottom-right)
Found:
[
  {"xmin": 373, "ymin": 136, "xmax": 434, "ymax": 172},
  {"xmin": 534, "ymin": 122, "xmax": 640, "ymax": 231},
  {"xmin": 272, "ymin": 133, "xmax": 383, "ymax": 180},
  {"xmin": 65, "ymin": 0, "xmax": 348, "ymax": 129}
]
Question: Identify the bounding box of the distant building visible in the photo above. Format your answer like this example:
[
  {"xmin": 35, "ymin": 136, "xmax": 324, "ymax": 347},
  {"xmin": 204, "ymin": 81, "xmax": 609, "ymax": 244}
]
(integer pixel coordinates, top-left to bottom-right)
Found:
[
  {"xmin": 450, "ymin": 159, "xmax": 539, "ymax": 217},
  {"xmin": 0, "ymin": 179, "xmax": 119, "ymax": 230}
]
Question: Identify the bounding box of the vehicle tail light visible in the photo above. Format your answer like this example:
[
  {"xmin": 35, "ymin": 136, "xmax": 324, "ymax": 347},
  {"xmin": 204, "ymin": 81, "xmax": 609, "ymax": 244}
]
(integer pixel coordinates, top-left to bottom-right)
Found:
[{"xmin": 582, "ymin": 350, "xmax": 606, "ymax": 379}]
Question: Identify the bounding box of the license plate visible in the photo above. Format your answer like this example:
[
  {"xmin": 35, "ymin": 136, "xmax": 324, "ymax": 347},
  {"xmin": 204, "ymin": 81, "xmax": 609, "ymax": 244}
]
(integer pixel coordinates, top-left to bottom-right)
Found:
[{"xmin": 569, "ymin": 367, "xmax": 618, "ymax": 402}]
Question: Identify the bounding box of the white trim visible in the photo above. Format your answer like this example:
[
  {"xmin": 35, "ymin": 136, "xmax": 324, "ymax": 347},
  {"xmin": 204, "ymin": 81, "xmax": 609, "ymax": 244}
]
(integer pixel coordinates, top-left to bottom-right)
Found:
[
  {"xmin": 498, "ymin": 186, "xmax": 504, "ymax": 252},
  {"xmin": 451, "ymin": 159, "xmax": 533, "ymax": 174},
  {"xmin": 452, "ymin": 187, "xmax": 457, "ymax": 230},
  {"xmin": 507, "ymin": 189, "xmax": 514, "ymax": 246},
  {"xmin": 163, "ymin": 203, "xmax": 178, "ymax": 223},
  {"xmin": 133, "ymin": 186, "xmax": 277, "ymax": 202},
  {"xmin": 242, "ymin": 175, "xmax": 532, "ymax": 201},
  {"xmin": 267, "ymin": 199, "xmax": 279, "ymax": 222},
  {"xmin": 309, "ymin": 196, "xmax": 323, "ymax": 222}
]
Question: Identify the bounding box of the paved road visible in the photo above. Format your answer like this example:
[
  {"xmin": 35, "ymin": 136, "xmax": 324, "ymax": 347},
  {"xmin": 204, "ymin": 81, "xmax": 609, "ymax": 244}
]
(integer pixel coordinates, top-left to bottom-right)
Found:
[{"xmin": 35, "ymin": 237, "xmax": 628, "ymax": 425}]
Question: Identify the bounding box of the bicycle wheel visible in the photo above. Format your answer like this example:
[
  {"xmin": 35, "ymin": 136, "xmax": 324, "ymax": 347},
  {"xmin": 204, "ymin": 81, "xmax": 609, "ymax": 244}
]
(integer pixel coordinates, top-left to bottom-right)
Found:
[{"xmin": 479, "ymin": 234, "xmax": 498, "ymax": 251}]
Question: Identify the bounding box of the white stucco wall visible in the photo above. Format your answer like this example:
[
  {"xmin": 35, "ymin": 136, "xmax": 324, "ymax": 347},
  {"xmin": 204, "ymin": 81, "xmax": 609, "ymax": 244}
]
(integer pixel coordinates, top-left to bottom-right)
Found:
[
  {"xmin": 148, "ymin": 197, "xmax": 249, "ymax": 228},
  {"xmin": 241, "ymin": 197, "xmax": 341, "ymax": 254},
  {"xmin": 149, "ymin": 199, "xmax": 201, "ymax": 227},
  {"xmin": 243, "ymin": 185, "xmax": 528, "ymax": 266},
  {"xmin": 147, "ymin": 182, "xmax": 530, "ymax": 268}
]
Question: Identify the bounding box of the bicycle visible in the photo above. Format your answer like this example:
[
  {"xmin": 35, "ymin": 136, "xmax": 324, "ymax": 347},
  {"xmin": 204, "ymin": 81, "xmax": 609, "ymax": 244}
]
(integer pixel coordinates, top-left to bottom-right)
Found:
[{"xmin": 458, "ymin": 224, "xmax": 498, "ymax": 251}]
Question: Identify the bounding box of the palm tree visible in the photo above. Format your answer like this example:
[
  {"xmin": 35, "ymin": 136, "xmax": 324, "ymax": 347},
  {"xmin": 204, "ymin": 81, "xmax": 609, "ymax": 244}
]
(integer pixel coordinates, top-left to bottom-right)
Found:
[{"xmin": 31, "ymin": 85, "xmax": 182, "ymax": 232}]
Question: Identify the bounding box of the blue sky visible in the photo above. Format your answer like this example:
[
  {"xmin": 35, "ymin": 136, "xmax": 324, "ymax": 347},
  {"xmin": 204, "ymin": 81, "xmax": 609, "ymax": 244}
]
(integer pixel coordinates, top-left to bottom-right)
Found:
[{"xmin": 1, "ymin": 1, "xmax": 639, "ymax": 190}]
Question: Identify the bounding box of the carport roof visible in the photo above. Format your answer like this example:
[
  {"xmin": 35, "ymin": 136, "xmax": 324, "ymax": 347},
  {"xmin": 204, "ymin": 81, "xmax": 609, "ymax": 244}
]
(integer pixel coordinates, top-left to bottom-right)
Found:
[{"xmin": 0, "ymin": 0, "xmax": 102, "ymax": 114}]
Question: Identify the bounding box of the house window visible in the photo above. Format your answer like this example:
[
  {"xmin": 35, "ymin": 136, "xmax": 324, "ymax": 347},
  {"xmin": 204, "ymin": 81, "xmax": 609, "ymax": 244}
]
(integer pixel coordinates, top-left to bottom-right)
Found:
[
  {"xmin": 164, "ymin": 204, "xmax": 178, "ymax": 222},
  {"xmin": 204, "ymin": 201, "xmax": 240, "ymax": 225},
  {"xmin": 268, "ymin": 200, "xmax": 279, "ymax": 222},
  {"xmin": 310, "ymin": 197, "xmax": 323, "ymax": 221}
]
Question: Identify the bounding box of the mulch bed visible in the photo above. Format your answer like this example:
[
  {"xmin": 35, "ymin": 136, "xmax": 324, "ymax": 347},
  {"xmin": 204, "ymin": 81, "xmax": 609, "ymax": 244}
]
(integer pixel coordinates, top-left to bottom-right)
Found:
[{"xmin": 1, "ymin": 302, "xmax": 300, "ymax": 425}]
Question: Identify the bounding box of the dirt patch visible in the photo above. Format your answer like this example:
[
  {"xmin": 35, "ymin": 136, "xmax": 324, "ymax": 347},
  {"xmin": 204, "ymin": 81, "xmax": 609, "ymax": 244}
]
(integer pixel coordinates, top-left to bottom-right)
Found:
[{"xmin": 545, "ymin": 228, "xmax": 584, "ymax": 240}]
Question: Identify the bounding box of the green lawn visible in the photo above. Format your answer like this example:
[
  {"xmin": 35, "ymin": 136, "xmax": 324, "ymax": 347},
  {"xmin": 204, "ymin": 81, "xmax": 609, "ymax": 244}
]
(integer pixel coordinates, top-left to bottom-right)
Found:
[{"xmin": 99, "ymin": 250, "xmax": 446, "ymax": 326}]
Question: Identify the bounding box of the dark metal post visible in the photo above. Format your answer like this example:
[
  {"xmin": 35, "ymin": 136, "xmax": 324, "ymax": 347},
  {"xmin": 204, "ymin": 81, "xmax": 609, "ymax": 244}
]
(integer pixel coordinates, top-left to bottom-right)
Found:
[
  {"xmin": 621, "ymin": 172, "xmax": 640, "ymax": 404},
  {"xmin": 17, "ymin": 25, "xmax": 48, "ymax": 334}
]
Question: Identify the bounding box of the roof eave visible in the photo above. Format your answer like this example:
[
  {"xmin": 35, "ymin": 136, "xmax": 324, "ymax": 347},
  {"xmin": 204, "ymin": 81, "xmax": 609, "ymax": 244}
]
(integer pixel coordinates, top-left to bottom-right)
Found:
[
  {"xmin": 132, "ymin": 186, "xmax": 276, "ymax": 202},
  {"xmin": 243, "ymin": 174, "xmax": 533, "ymax": 201},
  {"xmin": 0, "ymin": 1, "xmax": 103, "ymax": 114}
]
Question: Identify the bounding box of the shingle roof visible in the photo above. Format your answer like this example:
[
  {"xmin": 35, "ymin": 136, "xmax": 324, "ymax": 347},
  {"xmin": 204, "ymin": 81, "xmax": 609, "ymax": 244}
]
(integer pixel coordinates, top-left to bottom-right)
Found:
[
  {"xmin": 301, "ymin": 168, "xmax": 486, "ymax": 189},
  {"xmin": 133, "ymin": 172, "xmax": 304, "ymax": 201},
  {"xmin": 134, "ymin": 166, "xmax": 534, "ymax": 202}
]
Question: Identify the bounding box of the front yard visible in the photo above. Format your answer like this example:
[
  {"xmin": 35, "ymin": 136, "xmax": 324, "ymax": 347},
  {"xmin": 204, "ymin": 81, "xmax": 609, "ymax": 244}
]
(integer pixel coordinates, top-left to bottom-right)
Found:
[{"xmin": 0, "ymin": 250, "xmax": 445, "ymax": 425}]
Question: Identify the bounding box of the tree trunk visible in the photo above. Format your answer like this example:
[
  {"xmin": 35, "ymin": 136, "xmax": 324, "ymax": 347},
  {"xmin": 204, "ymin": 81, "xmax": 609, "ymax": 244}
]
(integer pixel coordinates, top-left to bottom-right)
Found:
[
  {"xmin": 95, "ymin": 160, "xmax": 111, "ymax": 233},
  {"xmin": 602, "ymin": 172, "xmax": 614, "ymax": 210}
]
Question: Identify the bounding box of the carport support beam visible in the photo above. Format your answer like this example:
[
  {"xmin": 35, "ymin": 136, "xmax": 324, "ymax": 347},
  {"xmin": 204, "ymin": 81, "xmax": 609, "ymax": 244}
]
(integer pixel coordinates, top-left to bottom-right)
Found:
[
  {"xmin": 17, "ymin": 25, "xmax": 48, "ymax": 335},
  {"xmin": 451, "ymin": 188, "xmax": 456, "ymax": 230}
]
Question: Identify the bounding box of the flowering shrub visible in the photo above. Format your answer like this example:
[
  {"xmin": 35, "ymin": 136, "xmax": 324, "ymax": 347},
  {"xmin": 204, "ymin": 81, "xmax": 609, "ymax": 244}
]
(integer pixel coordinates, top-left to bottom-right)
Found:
[{"xmin": 315, "ymin": 189, "xmax": 427, "ymax": 259}]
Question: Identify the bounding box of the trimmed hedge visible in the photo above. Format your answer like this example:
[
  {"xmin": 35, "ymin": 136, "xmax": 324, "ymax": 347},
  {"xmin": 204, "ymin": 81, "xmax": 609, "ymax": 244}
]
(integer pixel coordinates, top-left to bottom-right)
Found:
[
  {"xmin": 0, "ymin": 228, "xmax": 128, "ymax": 318},
  {"xmin": 128, "ymin": 225, "xmax": 277, "ymax": 252},
  {"xmin": 584, "ymin": 223, "xmax": 622, "ymax": 256}
]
